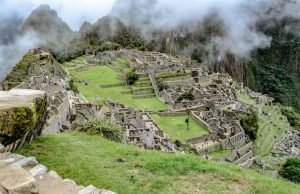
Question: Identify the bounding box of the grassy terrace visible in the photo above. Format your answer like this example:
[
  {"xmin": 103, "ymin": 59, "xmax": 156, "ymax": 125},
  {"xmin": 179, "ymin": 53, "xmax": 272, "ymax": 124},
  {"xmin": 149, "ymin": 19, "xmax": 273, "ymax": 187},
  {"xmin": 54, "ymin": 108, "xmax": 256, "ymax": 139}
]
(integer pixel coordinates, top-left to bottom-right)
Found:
[
  {"xmin": 236, "ymin": 90, "xmax": 290, "ymax": 157},
  {"xmin": 151, "ymin": 114, "xmax": 209, "ymax": 143},
  {"xmin": 209, "ymin": 150, "xmax": 231, "ymax": 159},
  {"xmin": 69, "ymin": 65, "xmax": 166, "ymax": 111},
  {"xmin": 17, "ymin": 132, "xmax": 300, "ymax": 194}
]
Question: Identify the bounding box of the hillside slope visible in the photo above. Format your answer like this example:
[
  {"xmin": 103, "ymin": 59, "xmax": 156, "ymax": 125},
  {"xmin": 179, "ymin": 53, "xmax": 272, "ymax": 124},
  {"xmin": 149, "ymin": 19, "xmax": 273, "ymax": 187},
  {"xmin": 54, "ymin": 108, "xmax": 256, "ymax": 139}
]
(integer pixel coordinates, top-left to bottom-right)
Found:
[{"xmin": 17, "ymin": 132, "xmax": 300, "ymax": 194}]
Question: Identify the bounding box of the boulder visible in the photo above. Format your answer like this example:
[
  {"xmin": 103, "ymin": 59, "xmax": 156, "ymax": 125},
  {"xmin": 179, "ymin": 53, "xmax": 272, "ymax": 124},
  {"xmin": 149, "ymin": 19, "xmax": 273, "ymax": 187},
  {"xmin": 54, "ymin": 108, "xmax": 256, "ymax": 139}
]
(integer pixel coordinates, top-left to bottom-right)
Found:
[
  {"xmin": 62, "ymin": 179, "xmax": 77, "ymax": 186},
  {"xmin": 0, "ymin": 162, "xmax": 38, "ymax": 194},
  {"xmin": 29, "ymin": 164, "xmax": 47, "ymax": 177},
  {"xmin": 15, "ymin": 157, "xmax": 38, "ymax": 168},
  {"xmin": 99, "ymin": 190, "xmax": 117, "ymax": 194},
  {"xmin": 0, "ymin": 143, "xmax": 5, "ymax": 153},
  {"xmin": 0, "ymin": 184, "xmax": 8, "ymax": 194},
  {"xmin": 48, "ymin": 170, "xmax": 62, "ymax": 181},
  {"xmin": 78, "ymin": 185, "xmax": 97, "ymax": 194}
]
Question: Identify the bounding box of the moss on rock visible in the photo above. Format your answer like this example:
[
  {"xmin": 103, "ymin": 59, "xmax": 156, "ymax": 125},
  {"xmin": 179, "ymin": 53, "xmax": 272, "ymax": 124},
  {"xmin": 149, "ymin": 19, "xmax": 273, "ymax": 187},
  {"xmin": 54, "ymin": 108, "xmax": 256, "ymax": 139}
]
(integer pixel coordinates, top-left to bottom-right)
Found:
[{"xmin": 0, "ymin": 96, "xmax": 47, "ymax": 145}]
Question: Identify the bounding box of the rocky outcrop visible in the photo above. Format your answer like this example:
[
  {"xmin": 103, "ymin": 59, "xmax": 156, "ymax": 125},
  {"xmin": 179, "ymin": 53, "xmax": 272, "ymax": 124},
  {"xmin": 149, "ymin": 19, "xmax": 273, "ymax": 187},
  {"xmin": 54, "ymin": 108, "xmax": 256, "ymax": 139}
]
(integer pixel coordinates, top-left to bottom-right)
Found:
[
  {"xmin": 272, "ymin": 129, "xmax": 300, "ymax": 157},
  {"xmin": 0, "ymin": 89, "xmax": 47, "ymax": 150},
  {"xmin": 0, "ymin": 149, "xmax": 116, "ymax": 194}
]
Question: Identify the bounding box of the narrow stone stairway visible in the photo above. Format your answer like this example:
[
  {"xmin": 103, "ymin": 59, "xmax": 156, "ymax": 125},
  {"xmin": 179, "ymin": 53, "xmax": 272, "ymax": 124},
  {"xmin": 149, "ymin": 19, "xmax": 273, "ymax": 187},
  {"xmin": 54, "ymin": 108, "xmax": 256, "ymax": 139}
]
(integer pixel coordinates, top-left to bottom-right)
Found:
[{"xmin": 0, "ymin": 150, "xmax": 116, "ymax": 194}]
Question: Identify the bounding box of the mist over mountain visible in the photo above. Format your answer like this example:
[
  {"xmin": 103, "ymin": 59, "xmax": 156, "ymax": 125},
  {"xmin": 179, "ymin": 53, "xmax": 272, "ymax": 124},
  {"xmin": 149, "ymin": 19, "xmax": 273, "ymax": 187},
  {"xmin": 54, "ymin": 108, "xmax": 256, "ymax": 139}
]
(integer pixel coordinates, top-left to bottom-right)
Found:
[{"xmin": 21, "ymin": 4, "xmax": 75, "ymax": 50}]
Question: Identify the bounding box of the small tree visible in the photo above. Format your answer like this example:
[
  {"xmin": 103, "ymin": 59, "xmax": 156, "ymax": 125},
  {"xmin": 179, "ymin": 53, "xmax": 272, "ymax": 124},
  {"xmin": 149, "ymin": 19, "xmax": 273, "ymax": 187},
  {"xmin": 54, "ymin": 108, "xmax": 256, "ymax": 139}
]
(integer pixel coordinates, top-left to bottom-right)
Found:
[
  {"xmin": 69, "ymin": 79, "xmax": 79, "ymax": 93},
  {"xmin": 236, "ymin": 108, "xmax": 259, "ymax": 140},
  {"xmin": 280, "ymin": 158, "xmax": 300, "ymax": 183},
  {"xmin": 125, "ymin": 71, "xmax": 139, "ymax": 85},
  {"xmin": 158, "ymin": 81, "xmax": 168, "ymax": 91},
  {"xmin": 281, "ymin": 107, "xmax": 300, "ymax": 131},
  {"xmin": 176, "ymin": 92, "xmax": 195, "ymax": 102}
]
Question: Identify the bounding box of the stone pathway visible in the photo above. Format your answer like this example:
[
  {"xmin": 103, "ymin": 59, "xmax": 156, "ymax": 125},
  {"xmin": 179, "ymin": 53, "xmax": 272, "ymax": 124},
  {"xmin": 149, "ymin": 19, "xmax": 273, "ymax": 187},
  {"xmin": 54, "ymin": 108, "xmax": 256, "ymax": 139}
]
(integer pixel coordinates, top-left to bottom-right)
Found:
[{"xmin": 0, "ymin": 150, "xmax": 116, "ymax": 194}]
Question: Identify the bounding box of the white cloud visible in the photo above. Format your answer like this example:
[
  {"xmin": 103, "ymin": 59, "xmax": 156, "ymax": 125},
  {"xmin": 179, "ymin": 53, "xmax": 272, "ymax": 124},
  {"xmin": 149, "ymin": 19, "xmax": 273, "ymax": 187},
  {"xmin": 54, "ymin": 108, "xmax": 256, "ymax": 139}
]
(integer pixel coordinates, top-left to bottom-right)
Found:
[{"xmin": 1, "ymin": 0, "xmax": 116, "ymax": 30}]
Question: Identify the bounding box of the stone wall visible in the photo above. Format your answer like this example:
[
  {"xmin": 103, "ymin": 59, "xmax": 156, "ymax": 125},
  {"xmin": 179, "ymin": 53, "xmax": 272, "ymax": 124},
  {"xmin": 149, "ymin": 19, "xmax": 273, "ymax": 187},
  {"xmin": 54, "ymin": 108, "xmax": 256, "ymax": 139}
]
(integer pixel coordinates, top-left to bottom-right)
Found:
[
  {"xmin": 191, "ymin": 111, "xmax": 214, "ymax": 133},
  {"xmin": 221, "ymin": 132, "xmax": 246, "ymax": 149},
  {"xmin": 0, "ymin": 89, "xmax": 47, "ymax": 151},
  {"xmin": 42, "ymin": 95, "xmax": 70, "ymax": 135},
  {"xmin": 186, "ymin": 134, "xmax": 218, "ymax": 145},
  {"xmin": 197, "ymin": 142, "xmax": 222, "ymax": 154}
]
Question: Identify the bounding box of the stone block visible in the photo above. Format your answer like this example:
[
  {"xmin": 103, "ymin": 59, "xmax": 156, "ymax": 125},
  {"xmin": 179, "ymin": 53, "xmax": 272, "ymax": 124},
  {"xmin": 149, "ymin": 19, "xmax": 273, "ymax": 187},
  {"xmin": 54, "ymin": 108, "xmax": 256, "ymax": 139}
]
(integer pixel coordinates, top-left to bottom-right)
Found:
[
  {"xmin": 0, "ymin": 144, "xmax": 5, "ymax": 153},
  {"xmin": 0, "ymin": 163, "xmax": 37, "ymax": 194},
  {"xmin": 78, "ymin": 185, "xmax": 97, "ymax": 194},
  {"xmin": 15, "ymin": 157, "xmax": 38, "ymax": 168},
  {"xmin": 29, "ymin": 164, "xmax": 47, "ymax": 177},
  {"xmin": 99, "ymin": 190, "xmax": 117, "ymax": 194},
  {"xmin": 48, "ymin": 170, "xmax": 62, "ymax": 181},
  {"xmin": 62, "ymin": 179, "xmax": 77, "ymax": 186}
]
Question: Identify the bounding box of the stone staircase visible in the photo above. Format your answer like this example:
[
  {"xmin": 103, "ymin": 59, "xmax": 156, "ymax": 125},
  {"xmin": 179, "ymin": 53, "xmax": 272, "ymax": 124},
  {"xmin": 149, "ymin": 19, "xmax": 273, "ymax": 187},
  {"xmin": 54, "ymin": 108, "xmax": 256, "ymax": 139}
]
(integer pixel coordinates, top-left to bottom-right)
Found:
[
  {"xmin": 224, "ymin": 142, "xmax": 258, "ymax": 169},
  {"xmin": 0, "ymin": 150, "xmax": 116, "ymax": 194}
]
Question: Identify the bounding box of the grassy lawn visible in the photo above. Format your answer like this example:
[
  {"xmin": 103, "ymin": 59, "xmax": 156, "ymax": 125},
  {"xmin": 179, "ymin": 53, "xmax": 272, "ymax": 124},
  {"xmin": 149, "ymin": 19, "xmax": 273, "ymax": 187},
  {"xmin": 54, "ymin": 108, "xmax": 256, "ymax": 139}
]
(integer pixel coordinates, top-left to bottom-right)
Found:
[
  {"xmin": 69, "ymin": 66, "xmax": 166, "ymax": 110},
  {"xmin": 209, "ymin": 150, "xmax": 230, "ymax": 159},
  {"xmin": 16, "ymin": 132, "xmax": 300, "ymax": 194},
  {"xmin": 151, "ymin": 114, "xmax": 209, "ymax": 143}
]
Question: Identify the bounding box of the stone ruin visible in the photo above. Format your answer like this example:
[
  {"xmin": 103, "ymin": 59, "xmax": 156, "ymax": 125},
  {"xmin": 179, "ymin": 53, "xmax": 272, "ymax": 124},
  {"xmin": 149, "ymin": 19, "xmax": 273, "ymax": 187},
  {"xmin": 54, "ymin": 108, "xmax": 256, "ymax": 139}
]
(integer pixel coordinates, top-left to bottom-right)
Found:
[
  {"xmin": 85, "ymin": 49, "xmax": 265, "ymax": 168},
  {"xmin": 0, "ymin": 49, "xmax": 102, "ymax": 151},
  {"xmin": 0, "ymin": 49, "xmax": 117, "ymax": 193},
  {"xmin": 242, "ymin": 87, "xmax": 274, "ymax": 106},
  {"xmin": 105, "ymin": 98, "xmax": 174, "ymax": 152}
]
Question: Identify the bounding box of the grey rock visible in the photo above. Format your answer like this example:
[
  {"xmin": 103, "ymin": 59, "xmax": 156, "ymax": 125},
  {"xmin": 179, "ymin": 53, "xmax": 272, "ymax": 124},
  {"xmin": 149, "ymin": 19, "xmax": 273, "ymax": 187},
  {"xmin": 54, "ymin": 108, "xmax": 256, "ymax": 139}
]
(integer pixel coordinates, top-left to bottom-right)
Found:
[
  {"xmin": 272, "ymin": 170, "xmax": 279, "ymax": 179},
  {"xmin": 78, "ymin": 185, "xmax": 97, "ymax": 194},
  {"xmin": 0, "ymin": 158, "xmax": 15, "ymax": 164},
  {"xmin": 15, "ymin": 157, "xmax": 38, "ymax": 168},
  {"xmin": 62, "ymin": 179, "xmax": 77, "ymax": 186},
  {"xmin": 99, "ymin": 190, "xmax": 117, "ymax": 194},
  {"xmin": 0, "ymin": 184, "xmax": 8, "ymax": 194},
  {"xmin": 0, "ymin": 143, "xmax": 5, "ymax": 153},
  {"xmin": 29, "ymin": 164, "xmax": 47, "ymax": 177},
  {"xmin": 48, "ymin": 170, "xmax": 62, "ymax": 181}
]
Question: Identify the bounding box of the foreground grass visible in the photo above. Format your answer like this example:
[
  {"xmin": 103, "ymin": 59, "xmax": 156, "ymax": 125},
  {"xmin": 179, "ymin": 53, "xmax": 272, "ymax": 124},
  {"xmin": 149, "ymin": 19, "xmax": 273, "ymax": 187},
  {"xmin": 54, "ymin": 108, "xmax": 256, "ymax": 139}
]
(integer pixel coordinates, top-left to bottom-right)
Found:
[
  {"xmin": 151, "ymin": 114, "xmax": 209, "ymax": 143},
  {"xmin": 17, "ymin": 132, "xmax": 299, "ymax": 194},
  {"xmin": 70, "ymin": 66, "xmax": 166, "ymax": 110}
]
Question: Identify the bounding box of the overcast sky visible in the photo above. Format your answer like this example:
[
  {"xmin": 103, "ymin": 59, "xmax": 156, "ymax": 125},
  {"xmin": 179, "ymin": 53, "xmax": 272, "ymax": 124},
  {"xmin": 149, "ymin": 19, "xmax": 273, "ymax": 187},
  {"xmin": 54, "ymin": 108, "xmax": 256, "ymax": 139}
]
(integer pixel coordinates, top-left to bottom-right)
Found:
[{"xmin": 1, "ymin": 0, "xmax": 117, "ymax": 30}]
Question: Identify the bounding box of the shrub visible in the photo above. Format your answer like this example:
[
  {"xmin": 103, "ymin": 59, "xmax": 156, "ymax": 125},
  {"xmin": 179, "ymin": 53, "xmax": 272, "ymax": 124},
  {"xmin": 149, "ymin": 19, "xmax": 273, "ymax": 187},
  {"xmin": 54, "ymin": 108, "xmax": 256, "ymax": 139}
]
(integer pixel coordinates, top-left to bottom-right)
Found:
[
  {"xmin": 157, "ymin": 81, "xmax": 168, "ymax": 91},
  {"xmin": 281, "ymin": 107, "xmax": 300, "ymax": 131},
  {"xmin": 236, "ymin": 108, "xmax": 259, "ymax": 140},
  {"xmin": 77, "ymin": 118, "xmax": 123, "ymax": 142},
  {"xmin": 98, "ymin": 41, "xmax": 122, "ymax": 52},
  {"xmin": 280, "ymin": 158, "xmax": 300, "ymax": 183},
  {"xmin": 126, "ymin": 71, "xmax": 139, "ymax": 85},
  {"xmin": 68, "ymin": 79, "xmax": 79, "ymax": 93},
  {"xmin": 174, "ymin": 140, "xmax": 182, "ymax": 148},
  {"xmin": 176, "ymin": 92, "xmax": 195, "ymax": 102}
]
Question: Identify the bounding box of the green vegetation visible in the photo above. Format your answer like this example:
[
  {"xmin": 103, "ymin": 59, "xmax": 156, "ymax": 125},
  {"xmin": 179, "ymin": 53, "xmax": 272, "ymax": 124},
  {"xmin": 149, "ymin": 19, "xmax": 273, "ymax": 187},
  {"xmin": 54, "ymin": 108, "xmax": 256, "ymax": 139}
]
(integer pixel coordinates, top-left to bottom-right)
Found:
[
  {"xmin": 246, "ymin": 20, "xmax": 300, "ymax": 113},
  {"xmin": 0, "ymin": 96, "xmax": 47, "ymax": 145},
  {"xmin": 236, "ymin": 109, "xmax": 259, "ymax": 140},
  {"xmin": 75, "ymin": 118, "xmax": 123, "ymax": 142},
  {"xmin": 68, "ymin": 79, "xmax": 79, "ymax": 93},
  {"xmin": 208, "ymin": 150, "xmax": 230, "ymax": 159},
  {"xmin": 280, "ymin": 107, "xmax": 300, "ymax": 131},
  {"xmin": 98, "ymin": 41, "xmax": 122, "ymax": 52},
  {"xmin": 176, "ymin": 92, "xmax": 195, "ymax": 103},
  {"xmin": 151, "ymin": 114, "xmax": 209, "ymax": 143},
  {"xmin": 280, "ymin": 158, "xmax": 300, "ymax": 183},
  {"xmin": 17, "ymin": 132, "xmax": 300, "ymax": 194},
  {"xmin": 236, "ymin": 90, "xmax": 290, "ymax": 156},
  {"xmin": 69, "ymin": 65, "xmax": 166, "ymax": 110},
  {"xmin": 125, "ymin": 70, "xmax": 139, "ymax": 85}
]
